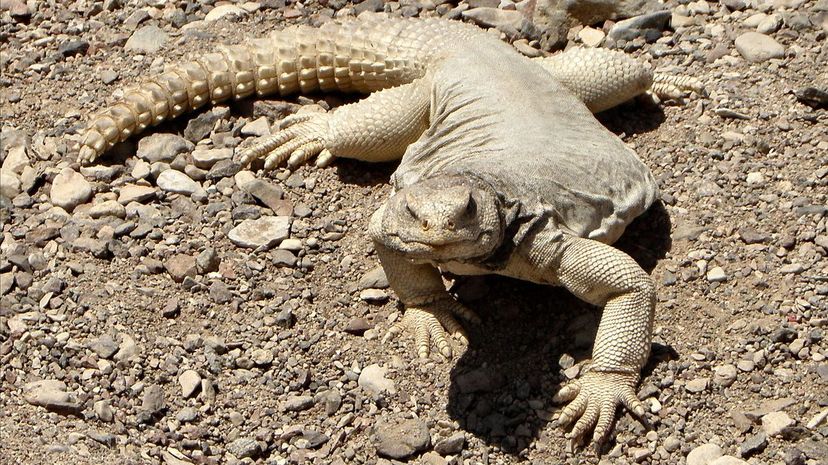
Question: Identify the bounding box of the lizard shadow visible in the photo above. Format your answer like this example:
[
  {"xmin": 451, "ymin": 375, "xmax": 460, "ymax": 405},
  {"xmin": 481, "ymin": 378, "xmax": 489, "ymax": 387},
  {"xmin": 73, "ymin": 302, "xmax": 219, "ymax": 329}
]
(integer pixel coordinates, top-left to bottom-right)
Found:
[{"xmin": 445, "ymin": 201, "xmax": 675, "ymax": 456}]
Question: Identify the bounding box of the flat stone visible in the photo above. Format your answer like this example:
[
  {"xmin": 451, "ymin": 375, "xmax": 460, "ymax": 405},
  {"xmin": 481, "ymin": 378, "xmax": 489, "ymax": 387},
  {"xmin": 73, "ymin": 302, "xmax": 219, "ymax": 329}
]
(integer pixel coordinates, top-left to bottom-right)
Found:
[
  {"xmin": 434, "ymin": 432, "xmax": 465, "ymax": 455},
  {"xmin": 358, "ymin": 364, "xmax": 396, "ymax": 396},
  {"xmin": 156, "ymin": 170, "xmax": 204, "ymax": 196},
  {"xmin": 686, "ymin": 377, "xmax": 710, "ymax": 393},
  {"xmin": 234, "ymin": 171, "xmax": 286, "ymax": 212},
  {"xmin": 687, "ymin": 443, "xmax": 723, "ymax": 465},
  {"xmin": 374, "ymin": 417, "xmax": 431, "ymax": 459},
  {"xmin": 23, "ymin": 380, "xmax": 81, "ymax": 413},
  {"xmin": 282, "ymin": 395, "xmax": 314, "ymax": 412},
  {"xmin": 89, "ymin": 200, "xmax": 126, "ymax": 219},
  {"xmin": 735, "ymin": 32, "xmax": 785, "ymax": 62},
  {"xmin": 125, "ymin": 25, "xmax": 168, "ymax": 54},
  {"xmin": 740, "ymin": 432, "xmax": 767, "ymax": 457},
  {"xmin": 241, "ymin": 116, "xmax": 270, "ymax": 136},
  {"xmin": 136, "ymin": 133, "xmax": 194, "ymax": 163},
  {"xmin": 204, "ymin": 4, "xmax": 248, "ymax": 21},
  {"xmin": 179, "ymin": 370, "xmax": 201, "ymax": 398},
  {"xmin": 706, "ymin": 267, "xmax": 727, "ymax": 282},
  {"xmin": 359, "ymin": 289, "xmax": 389, "ymax": 303},
  {"xmin": 761, "ymin": 411, "xmax": 794, "ymax": 436},
  {"xmin": 50, "ymin": 168, "xmax": 92, "ymax": 211},
  {"xmin": 118, "ymin": 184, "xmax": 157, "ymax": 204},
  {"xmin": 192, "ymin": 148, "xmax": 233, "ymax": 169},
  {"xmin": 357, "ymin": 266, "xmax": 389, "ymax": 290},
  {"xmin": 228, "ymin": 216, "xmax": 291, "ymax": 249},
  {"xmin": 608, "ymin": 10, "xmax": 671, "ymax": 41},
  {"xmin": 461, "ymin": 8, "xmax": 532, "ymax": 37}
]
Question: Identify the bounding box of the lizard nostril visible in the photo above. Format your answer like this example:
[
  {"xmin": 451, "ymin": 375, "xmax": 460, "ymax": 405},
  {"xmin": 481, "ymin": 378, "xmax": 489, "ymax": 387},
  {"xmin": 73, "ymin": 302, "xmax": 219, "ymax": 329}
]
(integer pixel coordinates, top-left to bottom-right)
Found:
[
  {"xmin": 447, "ymin": 220, "xmax": 455, "ymax": 230},
  {"xmin": 421, "ymin": 220, "xmax": 429, "ymax": 230}
]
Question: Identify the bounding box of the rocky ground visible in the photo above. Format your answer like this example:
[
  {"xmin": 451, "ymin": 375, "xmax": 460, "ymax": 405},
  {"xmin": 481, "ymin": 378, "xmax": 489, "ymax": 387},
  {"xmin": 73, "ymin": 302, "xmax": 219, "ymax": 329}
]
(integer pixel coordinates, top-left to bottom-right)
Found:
[{"xmin": 1, "ymin": 0, "xmax": 827, "ymax": 464}]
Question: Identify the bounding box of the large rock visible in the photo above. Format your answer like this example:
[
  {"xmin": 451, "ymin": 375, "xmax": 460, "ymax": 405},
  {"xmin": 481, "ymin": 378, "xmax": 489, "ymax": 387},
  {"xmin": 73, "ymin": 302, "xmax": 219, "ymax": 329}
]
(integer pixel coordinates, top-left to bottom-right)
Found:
[
  {"xmin": 50, "ymin": 168, "xmax": 92, "ymax": 211},
  {"xmin": 228, "ymin": 216, "xmax": 291, "ymax": 249},
  {"xmin": 734, "ymin": 32, "xmax": 785, "ymax": 62}
]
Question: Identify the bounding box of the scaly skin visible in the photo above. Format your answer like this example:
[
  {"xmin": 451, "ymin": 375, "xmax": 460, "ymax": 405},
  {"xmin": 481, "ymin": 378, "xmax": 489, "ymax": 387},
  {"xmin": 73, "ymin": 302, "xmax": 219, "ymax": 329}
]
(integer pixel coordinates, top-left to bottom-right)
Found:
[
  {"xmin": 71, "ymin": 14, "xmax": 706, "ymax": 450},
  {"xmin": 77, "ymin": 16, "xmax": 479, "ymax": 165}
]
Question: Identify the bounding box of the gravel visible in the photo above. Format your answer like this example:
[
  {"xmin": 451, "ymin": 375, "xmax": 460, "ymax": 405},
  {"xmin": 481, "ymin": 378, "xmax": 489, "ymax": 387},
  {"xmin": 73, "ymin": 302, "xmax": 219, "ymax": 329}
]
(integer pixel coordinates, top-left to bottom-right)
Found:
[{"xmin": 1, "ymin": 0, "xmax": 825, "ymax": 464}]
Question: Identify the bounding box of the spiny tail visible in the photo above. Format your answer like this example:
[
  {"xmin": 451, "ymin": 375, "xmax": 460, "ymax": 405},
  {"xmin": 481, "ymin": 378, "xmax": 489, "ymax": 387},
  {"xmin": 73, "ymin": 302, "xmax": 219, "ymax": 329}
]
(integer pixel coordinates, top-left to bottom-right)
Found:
[{"xmin": 77, "ymin": 15, "xmax": 478, "ymax": 164}]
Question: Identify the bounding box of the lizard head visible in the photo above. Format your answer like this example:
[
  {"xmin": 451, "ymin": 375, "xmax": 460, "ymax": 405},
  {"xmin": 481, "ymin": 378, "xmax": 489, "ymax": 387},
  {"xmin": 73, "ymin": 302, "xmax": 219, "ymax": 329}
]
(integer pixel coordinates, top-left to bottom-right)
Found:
[{"xmin": 371, "ymin": 174, "xmax": 504, "ymax": 262}]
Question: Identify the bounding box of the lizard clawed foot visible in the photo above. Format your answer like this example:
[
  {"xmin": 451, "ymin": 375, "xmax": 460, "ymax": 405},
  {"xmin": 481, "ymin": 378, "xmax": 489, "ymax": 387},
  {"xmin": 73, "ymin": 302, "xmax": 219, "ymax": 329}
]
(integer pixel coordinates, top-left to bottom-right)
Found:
[
  {"xmin": 554, "ymin": 370, "xmax": 647, "ymax": 451},
  {"xmin": 383, "ymin": 298, "xmax": 481, "ymax": 359},
  {"xmin": 651, "ymin": 73, "xmax": 707, "ymax": 102},
  {"xmin": 237, "ymin": 112, "xmax": 336, "ymax": 171}
]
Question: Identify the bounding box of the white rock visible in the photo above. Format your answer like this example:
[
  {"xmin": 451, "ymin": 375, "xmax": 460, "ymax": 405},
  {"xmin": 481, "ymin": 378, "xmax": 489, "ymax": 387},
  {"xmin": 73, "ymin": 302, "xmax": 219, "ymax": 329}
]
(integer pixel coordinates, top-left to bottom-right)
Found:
[
  {"xmin": 204, "ymin": 4, "xmax": 248, "ymax": 21},
  {"xmin": 358, "ymin": 364, "xmax": 396, "ymax": 396},
  {"xmin": 756, "ymin": 14, "xmax": 781, "ymax": 34},
  {"xmin": 192, "ymin": 148, "xmax": 233, "ymax": 169},
  {"xmin": 118, "ymin": 184, "xmax": 157, "ymax": 204},
  {"xmin": 50, "ymin": 168, "xmax": 92, "ymax": 211},
  {"xmin": 179, "ymin": 370, "xmax": 202, "ymax": 398},
  {"xmin": 137, "ymin": 133, "xmax": 194, "ymax": 163},
  {"xmin": 89, "ymin": 200, "xmax": 127, "ymax": 219},
  {"xmin": 241, "ymin": 117, "xmax": 271, "ymax": 137},
  {"xmin": 746, "ymin": 172, "xmax": 766, "ymax": 185},
  {"xmin": 761, "ymin": 411, "xmax": 794, "ymax": 436},
  {"xmin": 706, "ymin": 267, "xmax": 727, "ymax": 282},
  {"xmin": 132, "ymin": 160, "xmax": 151, "ymax": 179},
  {"xmin": 734, "ymin": 32, "xmax": 785, "ymax": 63},
  {"xmin": 228, "ymin": 216, "xmax": 291, "ymax": 249},
  {"xmin": 0, "ymin": 171, "xmax": 21, "ymax": 198},
  {"xmin": 2, "ymin": 145, "xmax": 29, "ymax": 174},
  {"xmin": 156, "ymin": 170, "xmax": 203, "ymax": 196},
  {"xmin": 578, "ymin": 27, "xmax": 605, "ymax": 47},
  {"xmin": 125, "ymin": 25, "xmax": 168, "ymax": 54},
  {"xmin": 687, "ymin": 443, "xmax": 723, "ymax": 465}
]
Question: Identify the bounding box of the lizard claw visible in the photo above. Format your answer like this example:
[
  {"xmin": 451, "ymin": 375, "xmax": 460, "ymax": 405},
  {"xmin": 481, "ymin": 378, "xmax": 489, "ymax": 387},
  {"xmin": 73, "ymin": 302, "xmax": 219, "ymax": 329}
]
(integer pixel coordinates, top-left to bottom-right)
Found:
[
  {"xmin": 237, "ymin": 112, "xmax": 335, "ymax": 171},
  {"xmin": 554, "ymin": 370, "xmax": 645, "ymax": 448},
  {"xmin": 382, "ymin": 298, "xmax": 480, "ymax": 359}
]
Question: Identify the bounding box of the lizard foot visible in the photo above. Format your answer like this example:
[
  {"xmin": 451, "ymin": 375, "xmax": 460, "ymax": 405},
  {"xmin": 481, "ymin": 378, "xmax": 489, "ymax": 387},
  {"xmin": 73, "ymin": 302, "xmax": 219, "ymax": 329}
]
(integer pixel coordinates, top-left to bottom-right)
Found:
[
  {"xmin": 553, "ymin": 370, "xmax": 646, "ymax": 450},
  {"xmin": 238, "ymin": 113, "xmax": 336, "ymax": 171},
  {"xmin": 651, "ymin": 73, "xmax": 707, "ymax": 101},
  {"xmin": 383, "ymin": 298, "xmax": 481, "ymax": 359}
]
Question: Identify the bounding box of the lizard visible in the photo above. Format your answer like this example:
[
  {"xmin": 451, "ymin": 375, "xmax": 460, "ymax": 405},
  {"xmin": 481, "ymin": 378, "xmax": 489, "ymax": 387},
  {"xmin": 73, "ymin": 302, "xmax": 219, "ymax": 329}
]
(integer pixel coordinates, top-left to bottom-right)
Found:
[{"xmin": 73, "ymin": 13, "xmax": 703, "ymax": 448}]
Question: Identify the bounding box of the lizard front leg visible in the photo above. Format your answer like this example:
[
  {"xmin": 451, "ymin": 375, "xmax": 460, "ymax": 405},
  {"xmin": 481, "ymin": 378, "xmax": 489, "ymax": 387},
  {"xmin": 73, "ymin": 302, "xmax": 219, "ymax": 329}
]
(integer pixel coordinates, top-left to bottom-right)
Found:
[
  {"xmin": 369, "ymin": 206, "xmax": 480, "ymax": 358},
  {"xmin": 239, "ymin": 77, "xmax": 431, "ymax": 170},
  {"xmin": 523, "ymin": 233, "xmax": 655, "ymax": 448}
]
